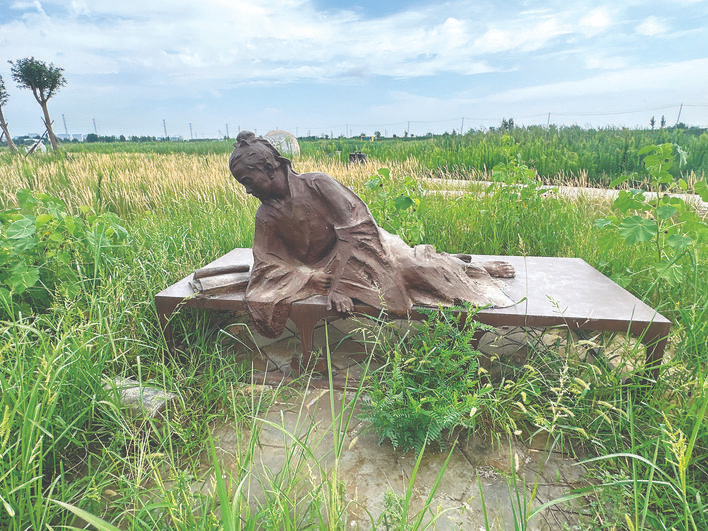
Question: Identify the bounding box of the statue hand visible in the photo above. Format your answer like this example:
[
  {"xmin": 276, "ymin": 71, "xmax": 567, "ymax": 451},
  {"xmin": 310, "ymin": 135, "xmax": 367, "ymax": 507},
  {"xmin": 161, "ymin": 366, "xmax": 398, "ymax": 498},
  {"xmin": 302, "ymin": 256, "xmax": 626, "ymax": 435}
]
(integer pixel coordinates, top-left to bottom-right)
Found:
[
  {"xmin": 327, "ymin": 292, "xmax": 354, "ymax": 313},
  {"xmin": 309, "ymin": 271, "xmax": 333, "ymax": 291}
]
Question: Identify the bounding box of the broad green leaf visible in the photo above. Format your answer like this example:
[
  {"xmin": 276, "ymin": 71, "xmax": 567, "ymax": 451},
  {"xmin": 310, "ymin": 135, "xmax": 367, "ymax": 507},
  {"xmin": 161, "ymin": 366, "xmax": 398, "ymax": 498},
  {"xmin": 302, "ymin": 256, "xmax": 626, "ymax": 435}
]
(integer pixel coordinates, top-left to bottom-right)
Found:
[
  {"xmin": 610, "ymin": 273, "xmax": 631, "ymax": 288},
  {"xmin": 35, "ymin": 213, "xmax": 53, "ymax": 227},
  {"xmin": 656, "ymin": 205, "xmax": 678, "ymax": 220},
  {"xmin": 653, "ymin": 262, "xmax": 683, "ymax": 286},
  {"xmin": 594, "ymin": 218, "xmax": 615, "ymax": 230},
  {"xmin": 37, "ymin": 191, "xmax": 65, "ymax": 207},
  {"xmin": 16, "ymin": 189, "xmax": 39, "ymax": 210},
  {"xmin": 613, "ymin": 191, "xmax": 646, "ymax": 212},
  {"xmin": 678, "ymin": 178, "xmax": 688, "ymax": 191},
  {"xmin": 666, "ymin": 234, "xmax": 693, "ymax": 252},
  {"xmin": 618, "ymin": 215, "xmax": 657, "ymax": 243},
  {"xmin": 6, "ymin": 217, "xmax": 36, "ymax": 239},
  {"xmin": 365, "ymin": 177, "xmax": 381, "ymax": 190},
  {"xmin": 643, "ymin": 153, "xmax": 661, "ymax": 172},
  {"xmin": 7, "ymin": 263, "xmax": 40, "ymax": 293},
  {"xmin": 104, "ymin": 213, "xmax": 129, "ymax": 241},
  {"xmin": 11, "ymin": 236, "xmax": 37, "ymax": 252},
  {"xmin": 609, "ymin": 175, "xmax": 631, "ymax": 188},
  {"xmin": 377, "ymin": 167, "xmax": 390, "ymax": 179},
  {"xmin": 695, "ymin": 180, "xmax": 708, "ymax": 202},
  {"xmin": 637, "ymin": 144, "xmax": 657, "ymax": 156},
  {"xmin": 394, "ymin": 195, "xmax": 414, "ymax": 211},
  {"xmin": 664, "ymin": 196, "xmax": 685, "ymax": 207},
  {"xmin": 64, "ymin": 215, "xmax": 77, "ymax": 235}
]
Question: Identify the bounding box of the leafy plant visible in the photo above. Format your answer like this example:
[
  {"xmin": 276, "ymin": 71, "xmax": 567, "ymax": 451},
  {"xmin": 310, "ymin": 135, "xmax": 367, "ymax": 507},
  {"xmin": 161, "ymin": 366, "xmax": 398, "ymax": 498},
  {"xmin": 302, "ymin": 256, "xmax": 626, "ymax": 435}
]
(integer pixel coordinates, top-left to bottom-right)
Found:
[
  {"xmin": 485, "ymin": 134, "xmax": 558, "ymax": 211},
  {"xmin": 594, "ymin": 143, "xmax": 708, "ymax": 303},
  {"xmin": 360, "ymin": 305, "xmax": 490, "ymax": 453},
  {"xmin": 0, "ymin": 188, "xmax": 127, "ymax": 317},
  {"xmin": 363, "ymin": 167, "xmax": 426, "ymax": 245}
]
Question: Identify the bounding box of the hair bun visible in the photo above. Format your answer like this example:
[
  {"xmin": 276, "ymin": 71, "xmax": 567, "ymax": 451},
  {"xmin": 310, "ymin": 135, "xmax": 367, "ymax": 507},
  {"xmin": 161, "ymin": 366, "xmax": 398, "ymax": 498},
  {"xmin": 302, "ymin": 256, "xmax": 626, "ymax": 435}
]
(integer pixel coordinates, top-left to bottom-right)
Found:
[{"xmin": 234, "ymin": 130, "xmax": 256, "ymax": 148}]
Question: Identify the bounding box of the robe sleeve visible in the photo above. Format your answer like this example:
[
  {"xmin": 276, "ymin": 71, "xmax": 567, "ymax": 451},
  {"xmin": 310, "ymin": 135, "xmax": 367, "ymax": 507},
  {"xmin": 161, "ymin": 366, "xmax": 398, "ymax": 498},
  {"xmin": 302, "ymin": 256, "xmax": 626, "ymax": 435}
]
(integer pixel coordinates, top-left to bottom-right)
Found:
[{"xmin": 246, "ymin": 212, "xmax": 319, "ymax": 338}]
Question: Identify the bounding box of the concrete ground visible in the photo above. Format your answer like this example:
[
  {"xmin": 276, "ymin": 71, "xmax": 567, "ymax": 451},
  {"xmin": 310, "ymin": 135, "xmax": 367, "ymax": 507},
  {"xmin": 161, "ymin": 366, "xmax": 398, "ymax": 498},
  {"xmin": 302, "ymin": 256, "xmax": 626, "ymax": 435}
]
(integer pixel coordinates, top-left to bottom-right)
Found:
[{"xmin": 208, "ymin": 316, "xmax": 593, "ymax": 530}]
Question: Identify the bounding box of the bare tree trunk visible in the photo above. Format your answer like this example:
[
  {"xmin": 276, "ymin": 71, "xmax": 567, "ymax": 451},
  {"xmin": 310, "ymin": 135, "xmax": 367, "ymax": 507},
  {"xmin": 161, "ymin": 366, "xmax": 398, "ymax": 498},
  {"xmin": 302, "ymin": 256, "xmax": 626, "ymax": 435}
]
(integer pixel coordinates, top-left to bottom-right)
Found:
[
  {"xmin": 0, "ymin": 106, "xmax": 17, "ymax": 152},
  {"xmin": 40, "ymin": 101, "xmax": 59, "ymax": 153}
]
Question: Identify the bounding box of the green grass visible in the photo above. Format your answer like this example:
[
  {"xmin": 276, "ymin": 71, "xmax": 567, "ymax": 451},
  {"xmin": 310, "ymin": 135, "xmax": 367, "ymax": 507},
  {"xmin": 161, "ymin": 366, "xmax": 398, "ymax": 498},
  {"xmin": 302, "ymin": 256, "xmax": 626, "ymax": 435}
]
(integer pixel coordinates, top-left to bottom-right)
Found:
[
  {"xmin": 0, "ymin": 145, "xmax": 706, "ymax": 529},
  {"xmin": 300, "ymin": 125, "xmax": 708, "ymax": 184}
]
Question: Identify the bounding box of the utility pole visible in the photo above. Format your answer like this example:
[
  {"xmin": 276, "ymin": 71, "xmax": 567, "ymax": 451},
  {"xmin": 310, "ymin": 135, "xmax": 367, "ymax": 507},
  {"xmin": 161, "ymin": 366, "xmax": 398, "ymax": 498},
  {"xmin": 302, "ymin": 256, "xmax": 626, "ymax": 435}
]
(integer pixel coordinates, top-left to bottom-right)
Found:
[
  {"xmin": 163, "ymin": 119, "xmax": 168, "ymax": 139},
  {"xmin": 92, "ymin": 118, "xmax": 98, "ymax": 135},
  {"xmin": 675, "ymin": 103, "xmax": 683, "ymax": 126},
  {"xmin": 460, "ymin": 117, "xmax": 464, "ymax": 135},
  {"xmin": 62, "ymin": 114, "xmax": 69, "ymax": 136},
  {"xmin": 547, "ymin": 112, "xmax": 551, "ymax": 128},
  {"xmin": 189, "ymin": 123, "xmax": 193, "ymax": 140},
  {"xmin": 225, "ymin": 123, "xmax": 229, "ymax": 138}
]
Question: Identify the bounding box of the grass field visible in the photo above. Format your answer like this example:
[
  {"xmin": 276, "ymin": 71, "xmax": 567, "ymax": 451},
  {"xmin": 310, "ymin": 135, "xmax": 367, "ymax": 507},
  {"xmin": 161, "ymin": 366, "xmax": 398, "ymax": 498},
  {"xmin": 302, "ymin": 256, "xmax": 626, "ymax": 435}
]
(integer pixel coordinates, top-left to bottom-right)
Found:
[{"xmin": 0, "ymin": 134, "xmax": 707, "ymax": 529}]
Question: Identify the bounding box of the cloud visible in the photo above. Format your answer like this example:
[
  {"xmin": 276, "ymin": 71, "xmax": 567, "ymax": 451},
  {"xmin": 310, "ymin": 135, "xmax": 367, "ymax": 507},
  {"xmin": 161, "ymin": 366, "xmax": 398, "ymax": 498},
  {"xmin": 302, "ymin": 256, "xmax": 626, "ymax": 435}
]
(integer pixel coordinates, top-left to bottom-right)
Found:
[
  {"xmin": 579, "ymin": 6, "xmax": 615, "ymax": 37},
  {"xmin": 585, "ymin": 55, "xmax": 627, "ymax": 70},
  {"xmin": 1, "ymin": 0, "xmax": 706, "ymax": 135},
  {"xmin": 484, "ymin": 58, "xmax": 708, "ymax": 103},
  {"xmin": 636, "ymin": 16, "xmax": 667, "ymax": 36},
  {"xmin": 0, "ymin": 0, "xmax": 602, "ymax": 89}
]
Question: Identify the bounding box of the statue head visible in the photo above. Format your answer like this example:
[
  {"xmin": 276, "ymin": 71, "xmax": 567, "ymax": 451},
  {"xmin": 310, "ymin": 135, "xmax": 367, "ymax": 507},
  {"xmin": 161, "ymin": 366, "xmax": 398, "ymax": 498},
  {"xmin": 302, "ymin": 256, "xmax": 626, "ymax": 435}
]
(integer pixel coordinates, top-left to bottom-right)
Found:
[{"xmin": 228, "ymin": 131, "xmax": 293, "ymax": 179}]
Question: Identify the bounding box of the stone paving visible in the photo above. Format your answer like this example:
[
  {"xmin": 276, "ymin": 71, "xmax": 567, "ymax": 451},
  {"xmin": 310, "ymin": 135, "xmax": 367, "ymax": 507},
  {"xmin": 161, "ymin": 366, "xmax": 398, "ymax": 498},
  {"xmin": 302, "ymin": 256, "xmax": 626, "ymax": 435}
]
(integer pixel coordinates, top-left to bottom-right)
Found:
[{"xmin": 208, "ymin": 316, "xmax": 593, "ymax": 529}]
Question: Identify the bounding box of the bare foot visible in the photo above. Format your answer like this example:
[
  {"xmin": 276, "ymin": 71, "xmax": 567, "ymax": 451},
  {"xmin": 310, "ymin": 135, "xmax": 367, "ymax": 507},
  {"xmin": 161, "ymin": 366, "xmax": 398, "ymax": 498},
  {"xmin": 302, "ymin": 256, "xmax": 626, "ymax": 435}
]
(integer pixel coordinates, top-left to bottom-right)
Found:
[{"xmin": 482, "ymin": 260, "xmax": 515, "ymax": 278}]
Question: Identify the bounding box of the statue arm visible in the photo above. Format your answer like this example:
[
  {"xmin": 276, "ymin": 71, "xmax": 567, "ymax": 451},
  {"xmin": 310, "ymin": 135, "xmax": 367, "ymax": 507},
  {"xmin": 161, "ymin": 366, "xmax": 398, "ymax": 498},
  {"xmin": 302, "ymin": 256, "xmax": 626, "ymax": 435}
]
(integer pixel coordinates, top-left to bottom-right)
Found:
[{"xmin": 309, "ymin": 174, "xmax": 382, "ymax": 312}]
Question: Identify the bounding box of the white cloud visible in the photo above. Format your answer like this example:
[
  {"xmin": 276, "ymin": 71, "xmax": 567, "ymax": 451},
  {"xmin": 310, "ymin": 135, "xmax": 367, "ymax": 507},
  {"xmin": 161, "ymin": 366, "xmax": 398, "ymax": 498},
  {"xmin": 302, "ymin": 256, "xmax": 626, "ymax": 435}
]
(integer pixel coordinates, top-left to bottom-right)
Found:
[
  {"xmin": 636, "ymin": 16, "xmax": 667, "ymax": 36},
  {"xmin": 485, "ymin": 58, "xmax": 708, "ymax": 103},
  {"xmin": 585, "ymin": 55, "xmax": 627, "ymax": 70},
  {"xmin": 579, "ymin": 6, "xmax": 615, "ymax": 37},
  {"xmin": 1, "ymin": 0, "xmax": 706, "ymax": 135}
]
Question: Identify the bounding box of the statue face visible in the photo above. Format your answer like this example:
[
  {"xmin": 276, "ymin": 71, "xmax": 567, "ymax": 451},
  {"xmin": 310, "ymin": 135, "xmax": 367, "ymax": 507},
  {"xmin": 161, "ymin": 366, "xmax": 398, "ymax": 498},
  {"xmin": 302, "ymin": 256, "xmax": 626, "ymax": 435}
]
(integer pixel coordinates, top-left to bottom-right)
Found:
[{"xmin": 232, "ymin": 161, "xmax": 285, "ymax": 202}]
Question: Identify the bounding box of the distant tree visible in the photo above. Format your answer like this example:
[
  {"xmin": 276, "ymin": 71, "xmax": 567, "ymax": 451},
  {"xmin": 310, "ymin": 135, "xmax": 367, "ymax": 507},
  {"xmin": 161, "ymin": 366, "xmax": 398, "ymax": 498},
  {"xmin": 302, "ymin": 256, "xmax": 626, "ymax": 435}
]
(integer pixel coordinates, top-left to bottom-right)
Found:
[
  {"xmin": 660, "ymin": 115, "xmax": 666, "ymax": 129},
  {"xmin": 650, "ymin": 116, "xmax": 656, "ymax": 129},
  {"xmin": 374, "ymin": 130, "xmax": 381, "ymax": 139},
  {"xmin": 9, "ymin": 57, "xmax": 66, "ymax": 153},
  {"xmin": 0, "ymin": 74, "xmax": 17, "ymax": 152},
  {"xmin": 501, "ymin": 117, "xmax": 515, "ymax": 131}
]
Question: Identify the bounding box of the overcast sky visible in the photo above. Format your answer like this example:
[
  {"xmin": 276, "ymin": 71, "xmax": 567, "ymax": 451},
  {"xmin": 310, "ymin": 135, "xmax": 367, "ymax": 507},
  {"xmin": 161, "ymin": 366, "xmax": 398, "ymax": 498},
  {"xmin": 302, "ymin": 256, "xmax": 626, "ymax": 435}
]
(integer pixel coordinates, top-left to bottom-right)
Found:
[{"xmin": 1, "ymin": 0, "xmax": 707, "ymax": 138}]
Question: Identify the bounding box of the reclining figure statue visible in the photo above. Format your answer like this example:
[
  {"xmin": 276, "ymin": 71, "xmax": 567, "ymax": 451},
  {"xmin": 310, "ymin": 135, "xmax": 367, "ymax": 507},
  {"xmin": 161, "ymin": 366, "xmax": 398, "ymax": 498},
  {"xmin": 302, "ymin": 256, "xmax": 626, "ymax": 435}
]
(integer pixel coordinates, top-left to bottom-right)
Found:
[{"xmin": 229, "ymin": 131, "xmax": 516, "ymax": 339}]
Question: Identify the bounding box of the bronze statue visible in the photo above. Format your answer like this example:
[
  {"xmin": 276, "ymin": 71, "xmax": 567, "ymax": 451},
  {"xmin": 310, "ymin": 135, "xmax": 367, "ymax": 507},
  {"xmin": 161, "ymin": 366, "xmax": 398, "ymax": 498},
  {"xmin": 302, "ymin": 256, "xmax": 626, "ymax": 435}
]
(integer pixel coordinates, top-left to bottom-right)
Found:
[{"xmin": 229, "ymin": 131, "xmax": 515, "ymax": 339}]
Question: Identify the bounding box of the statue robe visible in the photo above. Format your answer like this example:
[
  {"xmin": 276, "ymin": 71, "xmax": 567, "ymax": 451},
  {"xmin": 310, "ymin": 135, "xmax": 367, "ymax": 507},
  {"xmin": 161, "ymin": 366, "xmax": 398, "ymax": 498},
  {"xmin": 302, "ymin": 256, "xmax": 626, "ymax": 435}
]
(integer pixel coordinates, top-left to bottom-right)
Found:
[{"xmin": 246, "ymin": 171, "xmax": 514, "ymax": 338}]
